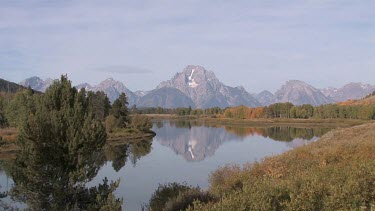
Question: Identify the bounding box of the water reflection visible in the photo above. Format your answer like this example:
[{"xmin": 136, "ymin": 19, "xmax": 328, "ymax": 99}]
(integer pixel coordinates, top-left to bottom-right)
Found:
[
  {"xmin": 154, "ymin": 120, "xmax": 332, "ymax": 162},
  {"xmin": 224, "ymin": 126, "xmax": 331, "ymax": 142},
  {"xmin": 0, "ymin": 138, "xmax": 153, "ymax": 210},
  {"xmin": 0, "ymin": 120, "xmax": 335, "ymax": 210},
  {"xmin": 105, "ymin": 139, "xmax": 153, "ymax": 171}
]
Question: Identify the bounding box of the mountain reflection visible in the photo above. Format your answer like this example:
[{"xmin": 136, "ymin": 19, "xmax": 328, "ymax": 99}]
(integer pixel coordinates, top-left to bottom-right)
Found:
[
  {"xmin": 153, "ymin": 120, "xmax": 332, "ymax": 162},
  {"xmin": 0, "ymin": 138, "xmax": 153, "ymax": 210}
]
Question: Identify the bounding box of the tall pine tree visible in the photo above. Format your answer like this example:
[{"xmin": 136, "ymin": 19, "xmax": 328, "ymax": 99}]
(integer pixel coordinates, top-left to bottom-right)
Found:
[{"xmin": 111, "ymin": 92, "xmax": 129, "ymax": 128}]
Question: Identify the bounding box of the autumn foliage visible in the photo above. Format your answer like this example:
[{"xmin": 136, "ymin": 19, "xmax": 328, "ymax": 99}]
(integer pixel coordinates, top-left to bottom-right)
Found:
[{"xmin": 224, "ymin": 106, "xmax": 264, "ymax": 119}]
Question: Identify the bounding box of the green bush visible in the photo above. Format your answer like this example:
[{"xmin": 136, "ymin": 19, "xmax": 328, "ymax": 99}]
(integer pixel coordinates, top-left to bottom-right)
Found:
[
  {"xmin": 149, "ymin": 183, "xmax": 198, "ymax": 211},
  {"xmin": 164, "ymin": 189, "xmax": 216, "ymax": 211}
]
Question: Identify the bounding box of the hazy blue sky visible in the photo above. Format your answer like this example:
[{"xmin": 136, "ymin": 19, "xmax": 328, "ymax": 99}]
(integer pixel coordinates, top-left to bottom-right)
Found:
[{"xmin": 0, "ymin": 0, "xmax": 374, "ymax": 92}]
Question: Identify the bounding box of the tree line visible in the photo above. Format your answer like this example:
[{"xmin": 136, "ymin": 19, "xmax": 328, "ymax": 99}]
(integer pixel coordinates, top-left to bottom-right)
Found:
[
  {"xmin": 225, "ymin": 103, "xmax": 375, "ymax": 120},
  {"xmin": 134, "ymin": 101, "xmax": 375, "ymax": 121},
  {"xmin": 135, "ymin": 106, "xmax": 224, "ymax": 117}
]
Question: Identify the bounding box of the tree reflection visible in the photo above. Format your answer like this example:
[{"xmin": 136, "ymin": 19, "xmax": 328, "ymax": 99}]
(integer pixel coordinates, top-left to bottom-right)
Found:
[
  {"xmin": 224, "ymin": 126, "xmax": 332, "ymax": 142},
  {"xmin": 10, "ymin": 128, "xmax": 122, "ymax": 210},
  {"xmin": 129, "ymin": 139, "xmax": 152, "ymax": 166},
  {"xmin": 8, "ymin": 138, "xmax": 153, "ymax": 210},
  {"xmin": 105, "ymin": 138, "xmax": 153, "ymax": 170}
]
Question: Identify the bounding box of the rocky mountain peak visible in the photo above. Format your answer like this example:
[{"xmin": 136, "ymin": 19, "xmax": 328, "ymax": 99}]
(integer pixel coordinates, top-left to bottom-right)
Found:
[
  {"xmin": 156, "ymin": 65, "xmax": 260, "ymax": 108},
  {"xmin": 255, "ymin": 90, "xmax": 275, "ymax": 106},
  {"xmin": 275, "ymin": 80, "xmax": 333, "ymax": 106},
  {"xmin": 284, "ymin": 80, "xmax": 317, "ymax": 90},
  {"xmin": 321, "ymin": 82, "xmax": 375, "ymax": 102},
  {"xmin": 162, "ymin": 65, "xmax": 219, "ymax": 91},
  {"xmin": 19, "ymin": 76, "xmax": 54, "ymax": 92},
  {"xmin": 87, "ymin": 78, "xmax": 137, "ymax": 104},
  {"xmin": 98, "ymin": 78, "xmax": 122, "ymax": 86},
  {"xmin": 75, "ymin": 83, "xmax": 93, "ymax": 91}
]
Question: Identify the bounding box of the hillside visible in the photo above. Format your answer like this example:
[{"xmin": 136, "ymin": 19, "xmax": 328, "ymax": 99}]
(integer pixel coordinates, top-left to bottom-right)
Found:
[
  {"xmin": 0, "ymin": 78, "xmax": 27, "ymax": 93},
  {"xmin": 137, "ymin": 87, "xmax": 195, "ymax": 108},
  {"xmin": 338, "ymin": 92, "xmax": 375, "ymax": 106},
  {"xmin": 190, "ymin": 123, "xmax": 375, "ymax": 210}
]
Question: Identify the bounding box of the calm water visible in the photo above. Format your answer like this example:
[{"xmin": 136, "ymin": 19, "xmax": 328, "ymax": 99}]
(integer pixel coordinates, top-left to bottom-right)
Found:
[{"xmin": 0, "ymin": 120, "xmax": 333, "ymax": 210}]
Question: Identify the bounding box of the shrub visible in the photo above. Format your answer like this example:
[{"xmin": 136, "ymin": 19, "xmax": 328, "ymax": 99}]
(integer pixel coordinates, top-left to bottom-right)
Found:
[
  {"xmin": 105, "ymin": 115, "xmax": 118, "ymax": 133},
  {"xmin": 130, "ymin": 114, "xmax": 152, "ymax": 132},
  {"xmin": 0, "ymin": 112, "xmax": 6, "ymax": 127},
  {"xmin": 164, "ymin": 189, "xmax": 216, "ymax": 211},
  {"xmin": 149, "ymin": 182, "xmax": 197, "ymax": 211}
]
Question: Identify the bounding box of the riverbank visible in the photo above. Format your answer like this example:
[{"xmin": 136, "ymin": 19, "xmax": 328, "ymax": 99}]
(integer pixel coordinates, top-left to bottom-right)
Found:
[
  {"xmin": 0, "ymin": 127, "xmax": 156, "ymax": 160},
  {"xmin": 147, "ymin": 114, "xmax": 372, "ymax": 127},
  {"xmin": 188, "ymin": 122, "xmax": 375, "ymax": 210},
  {"xmin": 107, "ymin": 128, "xmax": 156, "ymax": 142}
]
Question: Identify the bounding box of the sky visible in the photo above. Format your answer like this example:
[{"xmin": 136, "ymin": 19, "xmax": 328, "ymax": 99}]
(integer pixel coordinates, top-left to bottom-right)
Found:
[{"xmin": 0, "ymin": 0, "xmax": 374, "ymax": 93}]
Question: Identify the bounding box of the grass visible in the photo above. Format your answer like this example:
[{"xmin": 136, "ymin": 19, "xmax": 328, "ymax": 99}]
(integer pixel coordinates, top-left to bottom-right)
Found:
[{"xmin": 188, "ymin": 122, "xmax": 375, "ymax": 210}]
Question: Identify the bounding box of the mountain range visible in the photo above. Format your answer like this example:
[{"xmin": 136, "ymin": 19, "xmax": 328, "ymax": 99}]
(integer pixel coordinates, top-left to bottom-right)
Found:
[
  {"xmin": 18, "ymin": 65, "xmax": 375, "ymax": 108},
  {"xmin": 321, "ymin": 83, "xmax": 375, "ymax": 102},
  {"xmin": 19, "ymin": 76, "xmax": 54, "ymax": 92}
]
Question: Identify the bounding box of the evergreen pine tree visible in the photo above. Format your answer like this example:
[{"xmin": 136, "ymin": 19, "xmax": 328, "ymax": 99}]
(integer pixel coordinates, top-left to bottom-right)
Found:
[{"xmin": 111, "ymin": 92, "xmax": 129, "ymax": 128}]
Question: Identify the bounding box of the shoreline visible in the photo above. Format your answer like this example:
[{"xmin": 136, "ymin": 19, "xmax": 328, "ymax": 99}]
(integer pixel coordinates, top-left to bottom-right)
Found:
[
  {"xmin": 0, "ymin": 128, "xmax": 156, "ymax": 160},
  {"xmin": 107, "ymin": 130, "xmax": 156, "ymax": 143},
  {"xmin": 147, "ymin": 114, "xmax": 373, "ymax": 127}
]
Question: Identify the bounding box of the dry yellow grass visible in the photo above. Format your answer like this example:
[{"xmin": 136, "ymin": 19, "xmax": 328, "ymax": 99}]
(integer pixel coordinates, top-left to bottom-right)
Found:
[
  {"xmin": 192, "ymin": 123, "xmax": 375, "ymax": 210},
  {"xmin": 338, "ymin": 95, "xmax": 375, "ymax": 106}
]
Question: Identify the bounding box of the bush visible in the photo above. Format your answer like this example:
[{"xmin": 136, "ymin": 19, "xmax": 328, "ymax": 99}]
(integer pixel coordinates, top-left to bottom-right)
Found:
[
  {"xmin": 0, "ymin": 113, "xmax": 6, "ymax": 127},
  {"xmin": 149, "ymin": 182, "xmax": 197, "ymax": 211},
  {"xmin": 130, "ymin": 114, "xmax": 152, "ymax": 132},
  {"xmin": 164, "ymin": 189, "xmax": 216, "ymax": 211},
  {"xmin": 105, "ymin": 115, "xmax": 118, "ymax": 133}
]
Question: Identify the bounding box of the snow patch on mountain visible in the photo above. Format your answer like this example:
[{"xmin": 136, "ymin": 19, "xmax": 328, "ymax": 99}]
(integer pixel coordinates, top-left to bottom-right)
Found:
[{"xmin": 188, "ymin": 69, "xmax": 199, "ymax": 88}]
